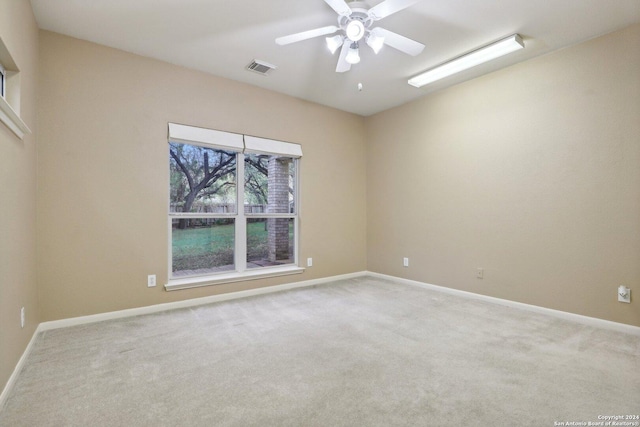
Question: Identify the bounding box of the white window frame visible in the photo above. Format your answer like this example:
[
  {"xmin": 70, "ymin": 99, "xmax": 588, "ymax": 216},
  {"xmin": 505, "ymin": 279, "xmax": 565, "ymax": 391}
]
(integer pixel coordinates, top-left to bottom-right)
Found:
[
  {"xmin": 0, "ymin": 38, "xmax": 30, "ymax": 139},
  {"xmin": 166, "ymin": 123, "xmax": 303, "ymax": 291}
]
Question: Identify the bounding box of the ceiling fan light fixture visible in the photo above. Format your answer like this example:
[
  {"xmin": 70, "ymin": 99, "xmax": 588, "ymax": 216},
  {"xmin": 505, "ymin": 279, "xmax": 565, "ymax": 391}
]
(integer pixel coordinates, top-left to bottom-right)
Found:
[
  {"xmin": 326, "ymin": 34, "xmax": 345, "ymax": 54},
  {"xmin": 345, "ymin": 20, "xmax": 365, "ymax": 42},
  {"xmin": 345, "ymin": 42, "xmax": 361, "ymax": 64},
  {"xmin": 408, "ymin": 34, "xmax": 524, "ymax": 88},
  {"xmin": 366, "ymin": 32, "xmax": 385, "ymax": 54},
  {"xmin": 274, "ymin": 0, "xmax": 426, "ymax": 73}
]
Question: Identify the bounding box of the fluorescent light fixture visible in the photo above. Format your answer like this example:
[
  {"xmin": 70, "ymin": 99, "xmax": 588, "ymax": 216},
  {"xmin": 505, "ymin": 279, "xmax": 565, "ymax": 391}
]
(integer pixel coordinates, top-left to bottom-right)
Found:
[
  {"xmin": 326, "ymin": 35, "xmax": 345, "ymax": 54},
  {"xmin": 345, "ymin": 42, "xmax": 360, "ymax": 64},
  {"xmin": 408, "ymin": 34, "xmax": 524, "ymax": 88},
  {"xmin": 366, "ymin": 32, "xmax": 385, "ymax": 54}
]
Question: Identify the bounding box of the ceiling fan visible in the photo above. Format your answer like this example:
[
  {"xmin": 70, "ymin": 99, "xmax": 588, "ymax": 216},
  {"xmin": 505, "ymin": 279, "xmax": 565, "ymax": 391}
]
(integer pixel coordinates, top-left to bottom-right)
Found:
[{"xmin": 276, "ymin": 0, "xmax": 425, "ymax": 73}]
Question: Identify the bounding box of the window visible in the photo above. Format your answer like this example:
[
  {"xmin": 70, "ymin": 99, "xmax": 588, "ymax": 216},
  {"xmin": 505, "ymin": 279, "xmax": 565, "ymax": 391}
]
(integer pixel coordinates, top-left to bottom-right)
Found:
[
  {"xmin": 244, "ymin": 153, "xmax": 297, "ymax": 269},
  {"xmin": 167, "ymin": 123, "xmax": 302, "ymax": 289},
  {"xmin": 169, "ymin": 144, "xmax": 238, "ymax": 275}
]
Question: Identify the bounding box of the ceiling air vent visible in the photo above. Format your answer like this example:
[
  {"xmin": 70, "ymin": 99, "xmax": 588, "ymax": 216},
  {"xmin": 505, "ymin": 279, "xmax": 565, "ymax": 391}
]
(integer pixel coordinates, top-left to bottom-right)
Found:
[{"xmin": 246, "ymin": 59, "xmax": 277, "ymax": 76}]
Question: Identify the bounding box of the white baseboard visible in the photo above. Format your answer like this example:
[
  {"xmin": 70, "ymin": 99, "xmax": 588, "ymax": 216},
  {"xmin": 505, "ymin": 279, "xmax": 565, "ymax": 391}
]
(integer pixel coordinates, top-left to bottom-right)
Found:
[
  {"xmin": 29, "ymin": 268, "xmax": 640, "ymax": 335},
  {"xmin": 0, "ymin": 326, "xmax": 40, "ymax": 412},
  {"xmin": 39, "ymin": 271, "xmax": 368, "ymax": 331},
  {"xmin": 367, "ymin": 271, "xmax": 640, "ymax": 336}
]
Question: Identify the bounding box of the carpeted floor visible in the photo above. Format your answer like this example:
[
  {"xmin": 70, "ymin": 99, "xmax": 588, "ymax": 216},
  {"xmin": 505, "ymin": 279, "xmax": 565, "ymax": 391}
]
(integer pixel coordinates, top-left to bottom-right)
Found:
[{"xmin": 1, "ymin": 276, "xmax": 639, "ymax": 426}]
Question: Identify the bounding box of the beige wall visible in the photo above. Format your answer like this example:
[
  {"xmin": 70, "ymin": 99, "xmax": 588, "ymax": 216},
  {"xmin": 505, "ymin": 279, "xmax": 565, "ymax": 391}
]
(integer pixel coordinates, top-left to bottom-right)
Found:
[
  {"xmin": 0, "ymin": 0, "xmax": 39, "ymax": 395},
  {"xmin": 366, "ymin": 24, "xmax": 640, "ymax": 326},
  {"xmin": 37, "ymin": 31, "xmax": 367, "ymax": 321}
]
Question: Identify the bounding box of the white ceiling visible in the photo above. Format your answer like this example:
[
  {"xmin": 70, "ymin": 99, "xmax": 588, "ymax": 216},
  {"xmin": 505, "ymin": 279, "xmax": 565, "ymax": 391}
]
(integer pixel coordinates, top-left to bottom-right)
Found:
[{"xmin": 30, "ymin": 0, "xmax": 640, "ymax": 116}]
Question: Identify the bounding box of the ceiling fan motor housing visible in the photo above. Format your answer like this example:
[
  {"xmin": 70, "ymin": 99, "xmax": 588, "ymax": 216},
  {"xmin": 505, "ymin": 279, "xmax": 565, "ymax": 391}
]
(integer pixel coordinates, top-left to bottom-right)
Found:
[{"xmin": 338, "ymin": 2, "xmax": 374, "ymax": 43}]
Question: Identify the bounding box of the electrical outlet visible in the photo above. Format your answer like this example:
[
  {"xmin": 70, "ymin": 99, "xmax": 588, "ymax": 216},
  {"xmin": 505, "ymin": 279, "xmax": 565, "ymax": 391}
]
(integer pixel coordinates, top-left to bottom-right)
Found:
[
  {"xmin": 147, "ymin": 274, "xmax": 156, "ymax": 288},
  {"xmin": 20, "ymin": 307, "xmax": 25, "ymax": 328},
  {"xmin": 403, "ymin": 257, "xmax": 409, "ymax": 267},
  {"xmin": 477, "ymin": 268, "xmax": 484, "ymax": 279},
  {"xmin": 307, "ymin": 258, "xmax": 313, "ymax": 267},
  {"xmin": 618, "ymin": 286, "xmax": 631, "ymax": 303}
]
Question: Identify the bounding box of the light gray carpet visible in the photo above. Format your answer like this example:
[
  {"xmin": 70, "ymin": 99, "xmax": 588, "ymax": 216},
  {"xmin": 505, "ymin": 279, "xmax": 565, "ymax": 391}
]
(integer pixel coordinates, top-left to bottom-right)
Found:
[{"xmin": 1, "ymin": 276, "xmax": 638, "ymax": 426}]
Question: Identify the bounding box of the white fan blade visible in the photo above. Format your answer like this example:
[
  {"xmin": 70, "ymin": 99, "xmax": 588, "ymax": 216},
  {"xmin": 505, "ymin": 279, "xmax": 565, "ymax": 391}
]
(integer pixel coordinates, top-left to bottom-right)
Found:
[
  {"xmin": 276, "ymin": 26, "xmax": 339, "ymax": 45},
  {"xmin": 323, "ymin": 0, "xmax": 352, "ymax": 16},
  {"xmin": 336, "ymin": 42, "xmax": 351, "ymax": 72},
  {"xmin": 368, "ymin": 0, "xmax": 423, "ymax": 20},
  {"xmin": 372, "ymin": 27, "xmax": 424, "ymax": 56}
]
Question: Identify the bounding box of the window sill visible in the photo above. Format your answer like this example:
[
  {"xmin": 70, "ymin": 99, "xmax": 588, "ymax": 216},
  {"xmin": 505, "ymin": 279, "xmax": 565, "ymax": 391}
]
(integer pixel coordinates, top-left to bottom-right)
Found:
[
  {"xmin": 165, "ymin": 265, "xmax": 305, "ymax": 291},
  {"xmin": 0, "ymin": 96, "xmax": 30, "ymax": 139}
]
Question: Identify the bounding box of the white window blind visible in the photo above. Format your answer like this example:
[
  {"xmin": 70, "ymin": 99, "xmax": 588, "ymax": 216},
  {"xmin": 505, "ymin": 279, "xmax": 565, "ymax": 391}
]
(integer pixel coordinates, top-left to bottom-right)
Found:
[
  {"xmin": 168, "ymin": 123, "xmax": 244, "ymax": 152},
  {"xmin": 244, "ymin": 135, "xmax": 303, "ymax": 158},
  {"xmin": 168, "ymin": 123, "xmax": 303, "ymax": 157}
]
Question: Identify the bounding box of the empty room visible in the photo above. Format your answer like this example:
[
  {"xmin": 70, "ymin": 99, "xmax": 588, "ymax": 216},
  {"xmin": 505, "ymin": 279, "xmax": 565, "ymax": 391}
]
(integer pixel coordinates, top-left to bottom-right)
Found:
[{"xmin": 1, "ymin": 0, "xmax": 639, "ymax": 425}]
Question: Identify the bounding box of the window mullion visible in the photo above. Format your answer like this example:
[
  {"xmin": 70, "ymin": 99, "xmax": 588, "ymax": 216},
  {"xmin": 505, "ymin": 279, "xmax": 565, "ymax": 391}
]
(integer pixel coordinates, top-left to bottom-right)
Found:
[{"xmin": 236, "ymin": 153, "xmax": 247, "ymax": 272}]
